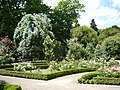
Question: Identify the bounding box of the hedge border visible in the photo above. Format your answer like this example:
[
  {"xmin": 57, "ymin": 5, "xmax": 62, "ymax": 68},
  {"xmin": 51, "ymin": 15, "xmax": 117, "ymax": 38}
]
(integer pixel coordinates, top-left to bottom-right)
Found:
[
  {"xmin": 0, "ymin": 68, "xmax": 96, "ymax": 80},
  {"xmin": 78, "ymin": 72, "xmax": 120, "ymax": 85},
  {"xmin": 0, "ymin": 65, "xmax": 14, "ymax": 69},
  {"xmin": 0, "ymin": 83, "xmax": 22, "ymax": 90},
  {"xmin": 91, "ymin": 77, "xmax": 120, "ymax": 85}
]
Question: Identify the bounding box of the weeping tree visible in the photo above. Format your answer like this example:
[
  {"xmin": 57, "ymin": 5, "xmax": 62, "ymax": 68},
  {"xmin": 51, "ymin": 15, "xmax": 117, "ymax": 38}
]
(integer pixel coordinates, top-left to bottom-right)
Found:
[
  {"xmin": 14, "ymin": 14, "xmax": 54, "ymax": 60},
  {"xmin": 0, "ymin": 0, "xmax": 50, "ymax": 39}
]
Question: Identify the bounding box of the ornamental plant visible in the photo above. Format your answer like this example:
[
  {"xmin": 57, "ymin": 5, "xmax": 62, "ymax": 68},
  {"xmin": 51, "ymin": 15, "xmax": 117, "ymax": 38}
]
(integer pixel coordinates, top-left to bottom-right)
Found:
[
  {"xmin": 66, "ymin": 38, "xmax": 87, "ymax": 60},
  {"xmin": 0, "ymin": 36, "xmax": 16, "ymax": 64},
  {"xmin": 48, "ymin": 60, "xmax": 101, "ymax": 72},
  {"xmin": 70, "ymin": 26, "xmax": 98, "ymax": 48},
  {"xmin": 14, "ymin": 14, "xmax": 53, "ymax": 60},
  {"xmin": 14, "ymin": 63, "xmax": 36, "ymax": 71},
  {"xmin": 102, "ymin": 33, "xmax": 120, "ymax": 60},
  {"xmin": 43, "ymin": 35, "xmax": 61, "ymax": 61}
]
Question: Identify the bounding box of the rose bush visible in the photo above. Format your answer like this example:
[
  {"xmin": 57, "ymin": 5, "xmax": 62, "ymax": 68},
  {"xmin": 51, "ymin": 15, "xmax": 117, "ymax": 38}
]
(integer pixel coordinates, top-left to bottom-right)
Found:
[{"xmin": 0, "ymin": 36, "xmax": 16, "ymax": 64}]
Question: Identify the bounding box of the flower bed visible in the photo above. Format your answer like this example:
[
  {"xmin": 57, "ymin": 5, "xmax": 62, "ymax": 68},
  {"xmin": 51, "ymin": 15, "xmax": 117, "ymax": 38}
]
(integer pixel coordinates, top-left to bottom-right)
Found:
[{"xmin": 78, "ymin": 59, "xmax": 120, "ymax": 85}]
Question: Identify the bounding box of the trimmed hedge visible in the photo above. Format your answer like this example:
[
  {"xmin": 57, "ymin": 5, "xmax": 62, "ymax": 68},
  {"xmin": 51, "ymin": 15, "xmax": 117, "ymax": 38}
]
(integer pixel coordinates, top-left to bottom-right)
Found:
[
  {"xmin": 91, "ymin": 77, "xmax": 120, "ymax": 85},
  {"xmin": 0, "ymin": 65, "xmax": 14, "ymax": 69},
  {"xmin": 0, "ymin": 83, "xmax": 22, "ymax": 90},
  {"xmin": 0, "ymin": 68, "xmax": 96, "ymax": 80},
  {"xmin": 78, "ymin": 72, "xmax": 99, "ymax": 84},
  {"xmin": 78, "ymin": 72, "xmax": 120, "ymax": 85}
]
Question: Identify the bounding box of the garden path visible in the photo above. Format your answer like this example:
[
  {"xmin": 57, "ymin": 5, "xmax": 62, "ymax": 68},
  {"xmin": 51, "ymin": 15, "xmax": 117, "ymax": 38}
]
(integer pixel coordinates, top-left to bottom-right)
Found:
[{"xmin": 0, "ymin": 72, "xmax": 120, "ymax": 90}]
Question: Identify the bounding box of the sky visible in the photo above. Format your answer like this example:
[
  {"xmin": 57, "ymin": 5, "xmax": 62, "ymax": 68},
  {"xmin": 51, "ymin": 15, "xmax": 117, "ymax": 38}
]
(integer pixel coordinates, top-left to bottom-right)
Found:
[{"xmin": 43, "ymin": 0, "xmax": 120, "ymax": 29}]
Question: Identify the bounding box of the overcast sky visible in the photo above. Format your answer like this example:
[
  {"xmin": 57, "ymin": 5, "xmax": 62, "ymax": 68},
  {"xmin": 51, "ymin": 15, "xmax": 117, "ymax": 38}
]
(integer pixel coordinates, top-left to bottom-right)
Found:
[{"xmin": 43, "ymin": 0, "xmax": 120, "ymax": 29}]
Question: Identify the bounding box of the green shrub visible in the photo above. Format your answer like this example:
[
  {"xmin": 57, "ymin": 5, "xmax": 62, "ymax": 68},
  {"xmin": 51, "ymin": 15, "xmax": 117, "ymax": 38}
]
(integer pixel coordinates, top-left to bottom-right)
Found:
[
  {"xmin": 14, "ymin": 63, "xmax": 36, "ymax": 71},
  {"xmin": 78, "ymin": 72, "xmax": 99, "ymax": 84},
  {"xmin": 0, "ymin": 68, "xmax": 96, "ymax": 80},
  {"xmin": 102, "ymin": 33, "xmax": 120, "ymax": 59},
  {"xmin": 43, "ymin": 35, "xmax": 61, "ymax": 61},
  {"xmin": 71, "ymin": 26, "xmax": 98, "ymax": 47},
  {"xmin": 47, "ymin": 68, "xmax": 96, "ymax": 80},
  {"xmin": 48, "ymin": 60, "xmax": 100, "ymax": 72},
  {"xmin": 98, "ymin": 25, "xmax": 120, "ymax": 44},
  {"xmin": 91, "ymin": 77, "xmax": 120, "ymax": 85},
  {"xmin": 0, "ymin": 83, "xmax": 22, "ymax": 90},
  {"xmin": 0, "ymin": 64, "xmax": 14, "ymax": 69},
  {"xmin": 66, "ymin": 38, "xmax": 87, "ymax": 60}
]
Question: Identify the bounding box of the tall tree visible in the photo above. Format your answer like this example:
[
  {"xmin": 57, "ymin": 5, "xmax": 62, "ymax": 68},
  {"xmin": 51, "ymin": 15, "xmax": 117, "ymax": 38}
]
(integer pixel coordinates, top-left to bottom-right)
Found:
[
  {"xmin": 0, "ymin": 0, "xmax": 50, "ymax": 39},
  {"xmin": 90, "ymin": 19, "xmax": 99, "ymax": 35},
  {"xmin": 49, "ymin": 0, "xmax": 85, "ymax": 44}
]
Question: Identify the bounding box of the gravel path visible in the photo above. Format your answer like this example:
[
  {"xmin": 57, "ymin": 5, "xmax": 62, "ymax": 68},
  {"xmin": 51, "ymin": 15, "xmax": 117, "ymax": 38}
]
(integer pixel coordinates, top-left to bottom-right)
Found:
[{"xmin": 0, "ymin": 72, "xmax": 120, "ymax": 90}]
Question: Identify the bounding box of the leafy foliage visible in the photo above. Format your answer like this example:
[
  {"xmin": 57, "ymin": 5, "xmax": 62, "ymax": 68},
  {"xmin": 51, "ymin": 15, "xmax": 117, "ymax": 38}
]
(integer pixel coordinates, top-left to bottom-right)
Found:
[
  {"xmin": 49, "ymin": 0, "xmax": 85, "ymax": 43},
  {"xmin": 0, "ymin": 83, "xmax": 22, "ymax": 90},
  {"xmin": 14, "ymin": 14, "xmax": 53, "ymax": 60},
  {"xmin": 0, "ymin": 36, "xmax": 16, "ymax": 64},
  {"xmin": 14, "ymin": 63, "xmax": 36, "ymax": 71},
  {"xmin": 66, "ymin": 38, "xmax": 87, "ymax": 60},
  {"xmin": 48, "ymin": 60, "xmax": 100, "ymax": 72},
  {"xmin": 102, "ymin": 33, "xmax": 120, "ymax": 59},
  {"xmin": 43, "ymin": 35, "xmax": 61, "ymax": 61},
  {"xmin": 0, "ymin": 0, "xmax": 50, "ymax": 39},
  {"xmin": 71, "ymin": 26, "xmax": 98, "ymax": 47},
  {"xmin": 98, "ymin": 25, "xmax": 120, "ymax": 44}
]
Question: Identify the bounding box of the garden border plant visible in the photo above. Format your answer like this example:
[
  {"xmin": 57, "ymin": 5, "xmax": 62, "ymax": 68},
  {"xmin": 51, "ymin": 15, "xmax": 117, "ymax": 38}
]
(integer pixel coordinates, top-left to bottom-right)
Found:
[
  {"xmin": 78, "ymin": 72, "xmax": 120, "ymax": 85},
  {"xmin": 0, "ymin": 83, "xmax": 22, "ymax": 90},
  {"xmin": 0, "ymin": 68, "xmax": 96, "ymax": 80}
]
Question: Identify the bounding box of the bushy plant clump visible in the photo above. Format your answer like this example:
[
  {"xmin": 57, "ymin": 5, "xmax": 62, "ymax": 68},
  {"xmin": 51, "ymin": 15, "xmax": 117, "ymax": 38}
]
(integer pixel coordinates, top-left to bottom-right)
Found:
[
  {"xmin": 0, "ymin": 36, "xmax": 16, "ymax": 64},
  {"xmin": 66, "ymin": 38, "xmax": 87, "ymax": 60},
  {"xmin": 71, "ymin": 26, "xmax": 98, "ymax": 47},
  {"xmin": 102, "ymin": 33, "xmax": 120, "ymax": 59},
  {"xmin": 98, "ymin": 25, "xmax": 120, "ymax": 44},
  {"xmin": 14, "ymin": 63, "xmax": 36, "ymax": 71},
  {"xmin": 66, "ymin": 26, "xmax": 98, "ymax": 60},
  {"xmin": 14, "ymin": 14, "xmax": 53, "ymax": 60},
  {"xmin": 48, "ymin": 60, "xmax": 100, "ymax": 72},
  {"xmin": 43, "ymin": 35, "xmax": 61, "ymax": 61},
  {"xmin": 78, "ymin": 58, "xmax": 120, "ymax": 85},
  {"xmin": 0, "ymin": 83, "xmax": 22, "ymax": 90}
]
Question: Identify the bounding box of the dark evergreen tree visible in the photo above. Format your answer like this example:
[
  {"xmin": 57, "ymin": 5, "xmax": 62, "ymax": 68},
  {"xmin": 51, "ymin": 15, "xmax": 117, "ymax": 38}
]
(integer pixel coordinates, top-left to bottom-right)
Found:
[{"xmin": 90, "ymin": 19, "xmax": 99, "ymax": 35}]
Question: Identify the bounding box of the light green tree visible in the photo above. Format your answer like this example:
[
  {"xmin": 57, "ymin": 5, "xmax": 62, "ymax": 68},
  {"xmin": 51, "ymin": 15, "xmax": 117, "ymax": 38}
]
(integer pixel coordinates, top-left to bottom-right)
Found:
[{"xmin": 14, "ymin": 14, "xmax": 53, "ymax": 60}]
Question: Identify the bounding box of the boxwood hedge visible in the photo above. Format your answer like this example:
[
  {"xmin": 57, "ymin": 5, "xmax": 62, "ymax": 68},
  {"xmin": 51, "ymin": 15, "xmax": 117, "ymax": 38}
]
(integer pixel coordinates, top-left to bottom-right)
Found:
[
  {"xmin": 0, "ymin": 83, "xmax": 22, "ymax": 90},
  {"xmin": 78, "ymin": 72, "xmax": 120, "ymax": 85},
  {"xmin": 0, "ymin": 68, "xmax": 96, "ymax": 80}
]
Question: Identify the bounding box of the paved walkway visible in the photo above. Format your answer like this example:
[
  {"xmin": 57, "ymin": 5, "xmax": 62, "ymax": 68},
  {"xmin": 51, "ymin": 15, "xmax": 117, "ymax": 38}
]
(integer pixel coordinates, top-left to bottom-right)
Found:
[{"xmin": 0, "ymin": 72, "xmax": 120, "ymax": 90}]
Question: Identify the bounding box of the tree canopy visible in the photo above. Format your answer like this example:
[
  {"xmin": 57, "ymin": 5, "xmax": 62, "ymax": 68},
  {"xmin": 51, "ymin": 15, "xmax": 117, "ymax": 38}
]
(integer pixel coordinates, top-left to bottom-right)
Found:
[
  {"xmin": 49, "ymin": 0, "xmax": 85, "ymax": 43},
  {"xmin": 0, "ymin": 0, "xmax": 50, "ymax": 39}
]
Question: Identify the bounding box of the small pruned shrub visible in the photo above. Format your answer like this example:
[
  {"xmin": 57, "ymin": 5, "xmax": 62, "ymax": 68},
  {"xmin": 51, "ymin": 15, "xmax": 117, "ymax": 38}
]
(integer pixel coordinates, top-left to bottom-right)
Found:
[
  {"xmin": 0, "ymin": 83, "xmax": 22, "ymax": 90},
  {"xmin": 78, "ymin": 72, "xmax": 99, "ymax": 84}
]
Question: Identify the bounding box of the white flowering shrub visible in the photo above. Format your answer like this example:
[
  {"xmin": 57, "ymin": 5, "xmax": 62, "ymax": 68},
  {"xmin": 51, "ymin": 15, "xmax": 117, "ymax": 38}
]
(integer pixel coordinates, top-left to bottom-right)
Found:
[
  {"xmin": 14, "ymin": 14, "xmax": 53, "ymax": 60},
  {"xmin": 43, "ymin": 35, "xmax": 61, "ymax": 61},
  {"xmin": 66, "ymin": 38, "xmax": 87, "ymax": 60},
  {"xmin": 48, "ymin": 60, "xmax": 102, "ymax": 72},
  {"xmin": 43, "ymin": 35, "xmax": 55, "ymax": 61},
  {"xmin": 14, "ymin": 63, "xmax": 36, "ymax": 71}
]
